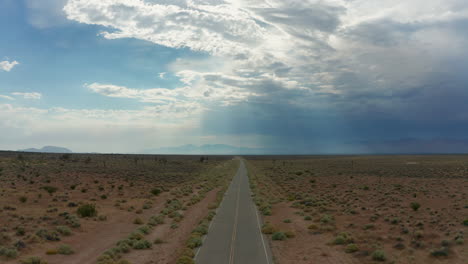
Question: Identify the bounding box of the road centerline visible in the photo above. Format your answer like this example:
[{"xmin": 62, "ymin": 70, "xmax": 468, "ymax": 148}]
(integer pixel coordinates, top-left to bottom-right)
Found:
[{"xmin": 229, "ymin": 166, "xmax": 242, "ymax": 264}]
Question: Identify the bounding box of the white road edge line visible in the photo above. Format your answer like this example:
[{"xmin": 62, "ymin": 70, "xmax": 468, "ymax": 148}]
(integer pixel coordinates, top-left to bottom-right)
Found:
[
  {"xmin": 247, "ymin": 161, "xmax": 272, "ymax": 264},
  {"xmin": 194, "ymin": 164, "xmax": 237, "ymax": 260},
  {"xmin": 254, "ymin": 204, "xmax": 271, "ymax": 264}
]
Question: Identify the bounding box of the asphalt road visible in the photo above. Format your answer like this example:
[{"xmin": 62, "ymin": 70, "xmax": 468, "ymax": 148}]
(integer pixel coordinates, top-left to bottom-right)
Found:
[{"xmin": 195, "ymin": 160, "xmax": 273, "ymax": 264}]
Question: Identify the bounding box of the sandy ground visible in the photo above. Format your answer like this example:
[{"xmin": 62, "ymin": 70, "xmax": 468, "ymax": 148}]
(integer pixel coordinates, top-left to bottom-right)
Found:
[
  {"xmin": 0, "ymin": 153, "xmax": 235, "ymax": 263},
  {"xmin": 247, "ymin": 156, "xmax": 468, "ymax": 264}
]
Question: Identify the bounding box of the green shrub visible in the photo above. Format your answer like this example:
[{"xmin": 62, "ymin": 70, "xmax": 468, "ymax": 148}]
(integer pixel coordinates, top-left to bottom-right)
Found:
[
  {"xmin": 261, "ymin": 223, "xmax": 276, "ymax": 234},
  {"xmin": 21, "ymin": 256, "xmax": 48, "ymax": 264},
  {"xmin": 36, "ymin": 229, "xmax": 60, "ymax": 241},
  {"xmin": 411, "ymin": 202, "xmax": 421, "ymax": 211},
  {"xmin": 137, "ymin": 225, "xmax": 151, "ymax": 235},
  {"xmin": 272, "ymin": 232, "xmax": 287, "ymax": 241},
  {"xmin": 0, "ymin": 246, "xmax": 18, "ymax": 258},
  {"xmin": 283, "ymin": 219, "xmax": 292, "ymax": 223},
  {"xmin": 193, "ymin": 224, "xmax": 208, "ymax": 235},
  {"xmin": 176, "ymin": 256, "xmax": 194, "ymax": 264},
  {"xmin": 56, "ymin": 226, "xmax": 72, "ymax": 236},
  {"xmin": 332, "ymin": 232, "xmax": 353, "ymax": 245},
  {"xmin": 371, "ymin": 250, "xmax": 386, "ymax": 261},
  {"xmin": 463, "ymin": 219, "xmax": 468, "ymax": 226},
  {"xmin": 187, "ymin": 236, "xmax": 202, "ymax": 249},
  {"xmin": 132, "ymin": 240, "xmax": 151, "ymax": 250},
  {"xmin": 16, "ymin": 227, "xmax": 26, "ymax": 236},
  {"xmin": 345, "ymin": 243, "xmax": 359, "ymax": 253},
  {"xmin": 42, "ymin": 186, "xmax": 58, "ymax": 195},
  {"xmin": 57, "ymin": 244, "xmax": 74, "ymax": 255},
  {"xmin": 151, "ymin": 188, "xmax": 161, "ymax": 196},
  {"xmin": 431, "ymin": 247, "xmax": 449, "ymax": 257},
  {"xmin": 320, "ymin": 214, "xmax": 334, "ymax": 224},
  {"xmin": 285, "ymin": 231, "xmax": 295, "ymax": 238},
  {"xmin": 77, "ymin": 204, "xmax": 97, "ymax": 217}
]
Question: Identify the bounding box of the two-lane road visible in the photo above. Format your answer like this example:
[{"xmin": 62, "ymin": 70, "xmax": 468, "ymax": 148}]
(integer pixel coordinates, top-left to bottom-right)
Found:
[{"xmin": 195, "ymin": 160, "xmax": 273, "ymax": 264}]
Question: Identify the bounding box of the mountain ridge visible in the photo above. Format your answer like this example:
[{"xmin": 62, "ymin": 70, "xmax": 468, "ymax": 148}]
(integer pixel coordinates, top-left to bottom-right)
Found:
[{"xmin": 19, "ymin": 146, "xmax": 73, "ymax": 153}]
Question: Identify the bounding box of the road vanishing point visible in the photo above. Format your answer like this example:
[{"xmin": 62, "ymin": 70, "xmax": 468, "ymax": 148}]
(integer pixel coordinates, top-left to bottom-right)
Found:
[{"xmin": 195, "ymin": 160, "xmax": 274, "ymax": 264}]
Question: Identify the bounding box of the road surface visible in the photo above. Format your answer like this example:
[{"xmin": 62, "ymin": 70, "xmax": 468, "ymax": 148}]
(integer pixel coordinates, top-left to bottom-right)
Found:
[{"xmin": 195, "ymin": 160, "xmax": 273, "ymax": 264}]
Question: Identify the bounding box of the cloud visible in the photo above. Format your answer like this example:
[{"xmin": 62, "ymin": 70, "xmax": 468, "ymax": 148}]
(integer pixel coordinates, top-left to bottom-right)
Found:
[
  {"xmin": 0, "ymin": 102, "xmax": 203, "ymax": 152},
  {"xmin": 0, "ymin": 60, "xmax": 19, "ymax": 72},
  {"xmin": 0, "ymin": 95, "xmax": 14, "ymax": 100},
  {"xmin": 12, "ymin": 92, "xmax": 42, "ymax": 100},
  {"xmin": 25, "ymin": 0, "xmax": 69, "ymax": 28},
  {"xmin": 60, "ymin": 0, "xmax": 468, "ymax": 152}
]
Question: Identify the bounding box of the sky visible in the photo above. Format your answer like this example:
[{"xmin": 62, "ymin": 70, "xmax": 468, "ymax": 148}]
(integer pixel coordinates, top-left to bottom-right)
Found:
[{"xmin": 1, "ymin": 0, "xmax": 468, "ymax": 154}]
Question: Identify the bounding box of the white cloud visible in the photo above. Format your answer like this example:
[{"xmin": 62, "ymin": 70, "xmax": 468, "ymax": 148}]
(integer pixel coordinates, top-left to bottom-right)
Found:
[
  {"xmin": 63, "ymin": 0, "xmax": 468, "ymax": 116},
  {"xmin": 0, "ymin": 102, "xmax": 203, "ymax": 152},
  {"xmin": 12, "ymin": 92, "xmax": 42, "ymax": 100},
  {"xmin": 0, "ymin": 60, "xmax": 19, "ymax": 72},
  {"xmin": 0, "ymin": 95, "xmax": 14, "ymax": 100}
]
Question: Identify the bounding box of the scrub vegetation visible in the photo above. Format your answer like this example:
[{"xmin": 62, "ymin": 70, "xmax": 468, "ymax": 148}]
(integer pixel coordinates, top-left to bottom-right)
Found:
[
  {"xmin": 0, "ymin": 151, "xmax": 237, "ymax": 264},
  {"xmin": 247, "ymin": 155, "xmax": 468, "ymax": 264}
]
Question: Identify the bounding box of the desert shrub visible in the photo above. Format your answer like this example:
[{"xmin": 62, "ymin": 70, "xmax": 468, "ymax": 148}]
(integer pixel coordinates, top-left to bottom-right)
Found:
[
  {"xmin": 0, "ymin": 246, "xmax": 18, "ymax": 258},
  {"xmin": 308, "ymin": 224, "xmax": 318, "ymax": 230},
  {"xmin": 176, "ymin": 256, "xmax": 194, "ymax": 264},
  {"xmin": 260, "ymin": 205, "xmax": 272, "ymax": 216},
  {"xmin": 463, "ymin": 219, "xmax": 468, "ymax": 226},
  {"xmin": 283, "ymin": 219, "xmax": 292, "ymax": 223},
  {"xmin": 132, "ymin": 240, "xmax": 151, "ymax": 250},
  {"xmin": 45, "ymin": 249, "xmax": 57, "ymax": 255},
  {"xmin": 411, "ymin": 202, "xmax": 421, "ymax": 211},
  {"xmin": 100, "ymin": 195, "xmax": 107, "ymax": 200},
  {"xmin": 304, "ymin": 216, "xmax": 312, "ymax": 221},
  {"xmin": 187, "ymin": 236, "xmax": 202, "ymax": 249},
  {"xmin": 137, "ymin": 225, "xmax": 151, "ymax": 235},
  {"xmin": 320, "ymin": 214, "xmax": 334, "ymax": 224},
  {"xmin": 272, "ymin": 232, "xmax": 287, "ymax": 241},
  {"xmin": 16, "ymin": 227, "xmax": 26, "ymax": 236},
  {"xmin": 56, "ymin": 226, "xmax": 72, "ymax": 236},
  {"xmin": 371, "ymin": 250, "xmax": 386, "ymax": 261},
  {"xmin": 77, "ymin": 204, "xmax": 97, "ymax": 217},
  {"xmin": 19, "ymin": 196, "xmax": 27, "ymax": 203},
  {"xmin": 57, "ymin": 244, "xmax": 74, "ymax": 255},
  {"xmin": 154, "ymin": 238, "xmax": 163, "ymax": 244},
  {"xmin": 332, "ymin": 232, "xmax": 353, "ymax": 245},
  {"xmin": 285, "ymin": 231, "xmax": 295, "ymax": 238},
  {"xmin": 21, "ymin": 256, "xmax": 48, "ymax": 264},
  {"xmin": 261, "ymin": 223, "xmax": 276, "ymax": 234},
  {"xmin": 148, "ymin": 215, "xmax": 165, "ymax": 226},
  {"xmin": 345, "ymin": 243, "xmax": 359, "ymax": 253},
  {"xmin": 36, "ymin": 229, "xmax": 60, "ymax": 241},
  {"xmin": 42, "ymin": 186, "xmax": 58, "ymax": 195},
  {"xmin": 151, "ymin": 188, "xmax": 161, "ymax": 196},
  {"xmin": 64, "ymin": 214, "xmax": 81, "ymax": 228},
  {"xmin": 193, "ymin": 224, "xmax": 208, "ymax": 235},
  {"xmin": 128, "ymin": 231, "xmax": 144, "ymax": 241},
  {"xmin": 133, "ymin": 218, "xmax": 143, "ymax": 225},
  {"xmin": 117, "ymin": 242, "xmax": 131, "ymax": 253},
  {"xmin": 431, "ymin": 247, "xmax": 449, "ymax": 257}
]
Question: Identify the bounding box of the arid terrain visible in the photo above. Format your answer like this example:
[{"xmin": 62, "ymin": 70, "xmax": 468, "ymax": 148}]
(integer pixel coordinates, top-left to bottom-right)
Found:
[
  {"xmin": 0, "ymin": 151, "xmax": 238, "ymax": 264},
  {"xmin": 246, "ymin": 155, "xmax": 468, "ymax": 264}
]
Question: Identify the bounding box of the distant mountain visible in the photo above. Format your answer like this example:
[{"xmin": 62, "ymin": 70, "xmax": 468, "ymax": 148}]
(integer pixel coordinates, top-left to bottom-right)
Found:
[
  {"xmin": 143, "ymin": 144, "xmax": 266, "ymax": 155},
  {"xmin": 19, "ymin": 146, "xmax": 72, "ymax": 153}
]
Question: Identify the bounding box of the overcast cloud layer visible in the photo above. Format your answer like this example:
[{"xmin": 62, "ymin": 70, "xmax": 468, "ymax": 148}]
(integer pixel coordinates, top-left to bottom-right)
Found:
[{"xmin": 1, "ymin": 0, "xmax": 468, "ymax": 153}]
